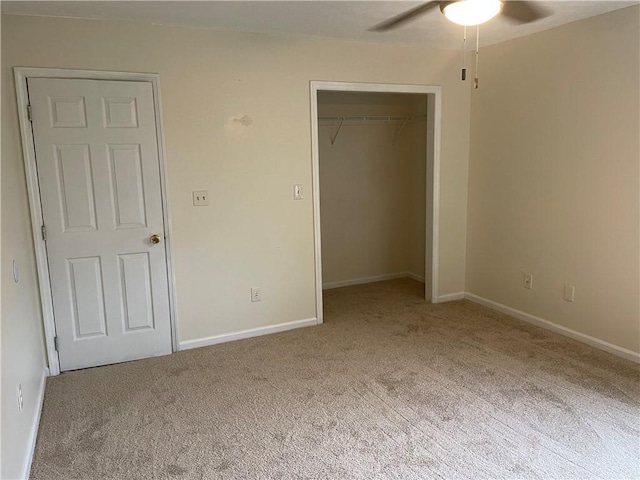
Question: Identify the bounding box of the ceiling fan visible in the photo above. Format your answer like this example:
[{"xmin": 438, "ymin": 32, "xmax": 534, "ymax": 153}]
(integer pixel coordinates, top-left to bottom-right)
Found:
[
  {"xmin": 371, "ymin": 0, "xmax": 550, "ymax": 31},
  {"xmin": 371, "ymin": 1, "xmax": 551, "ymax": 88}
]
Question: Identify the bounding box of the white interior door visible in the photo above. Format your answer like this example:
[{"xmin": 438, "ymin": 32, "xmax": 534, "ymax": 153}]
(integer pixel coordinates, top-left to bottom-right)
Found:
[{"xmin": 28, "ymin": 78, "xmax": 172, "ymax": 371}]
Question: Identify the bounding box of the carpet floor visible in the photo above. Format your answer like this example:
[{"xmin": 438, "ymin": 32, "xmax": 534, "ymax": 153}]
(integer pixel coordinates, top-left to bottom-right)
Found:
[{"xmin": 31, "ymin": 278, "xmax": 639, "ymax": 479}]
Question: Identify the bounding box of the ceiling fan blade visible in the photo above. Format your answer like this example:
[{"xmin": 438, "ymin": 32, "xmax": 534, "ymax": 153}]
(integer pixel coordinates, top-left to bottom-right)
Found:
[
  {"xmin": 370, "ymin": 1, "xmax": 441, "ymax": 32},
  {"xmin": 501, "ymin": 1, "xmax": 551, "ymax": 24}
]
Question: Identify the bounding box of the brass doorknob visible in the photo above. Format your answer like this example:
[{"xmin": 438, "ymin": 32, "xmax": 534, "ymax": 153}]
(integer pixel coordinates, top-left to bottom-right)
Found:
[{"xmin": 150, "ymin": 234, "xmax": 161, "ymax": 245}]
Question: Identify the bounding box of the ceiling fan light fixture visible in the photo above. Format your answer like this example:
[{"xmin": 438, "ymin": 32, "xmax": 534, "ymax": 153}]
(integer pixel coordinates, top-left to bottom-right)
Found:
[{"xmin": 441, "ymin": 0, "xmax": 503, "ymax": 26}]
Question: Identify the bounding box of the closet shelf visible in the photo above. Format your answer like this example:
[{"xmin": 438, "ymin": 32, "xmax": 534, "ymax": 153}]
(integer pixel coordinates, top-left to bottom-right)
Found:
[
  {"xmin": 318, "ymin": 115, "xmax": 426, "ymax": 146},
  {"xmin": 318, "ymin": 115, "xmax": 426, "ymax": 124}
]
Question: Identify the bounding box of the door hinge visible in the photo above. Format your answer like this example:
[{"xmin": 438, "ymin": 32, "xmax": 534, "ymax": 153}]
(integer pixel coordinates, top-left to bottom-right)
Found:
[
  {"xmin": 27, "ymin": 104, "xmax": 33, "ymax": 123},
  {"xmin": 53, "ymin": 336, "xmax": 59, "ymax": 351},
  {"xmin": 41, "ymin": 225, "xmax": 47, "ymax": 241}
]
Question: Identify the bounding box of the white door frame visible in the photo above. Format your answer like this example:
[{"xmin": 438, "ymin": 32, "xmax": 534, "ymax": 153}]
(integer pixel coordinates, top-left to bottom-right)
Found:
[
  {"xmin": 14, "ymin": 67, "xmax": 179, "ymax": 376},
  {"xmin": 310, "ymin": 81, "xmax": 442, "ymax": 324}
]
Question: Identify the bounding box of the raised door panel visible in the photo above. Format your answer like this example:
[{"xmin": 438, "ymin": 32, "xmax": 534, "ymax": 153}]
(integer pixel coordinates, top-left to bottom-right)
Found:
[
  {"xmin": 49, "ymin": 96, "xmax": 87, "ymax": 128},
  {"xmin": 103, "ymin": 97, "xmax": 139, "ymax": 128},
  {"xmin": 118, "ymin": 253, "xmax": 155, "ymax": 332},
  {"xmin": 108, "ymin": 144, "xmax": 147, "ymax": 229},
  {"xmin": 67, "ymin": 257, "xmax": 108, "ymax": 338},
  {"xmin": 54, "ymin": 144, "xmax": 97, "ymax": 232}
]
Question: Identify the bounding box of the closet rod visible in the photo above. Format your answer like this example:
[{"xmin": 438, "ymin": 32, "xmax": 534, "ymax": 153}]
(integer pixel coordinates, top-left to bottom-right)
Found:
[
  {"xmin": 318, "ymin": 115, "xmax": 426, "ymax": 122},
  {"xmin": 320, "ymin": 115, "xmax": 426, "ymax": 146}
]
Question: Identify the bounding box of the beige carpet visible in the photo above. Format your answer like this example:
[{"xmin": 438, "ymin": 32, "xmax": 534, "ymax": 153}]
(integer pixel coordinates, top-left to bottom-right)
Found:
[{"xmin": 31, "ymin": 278, "xmax": 639, "ymax": 479}]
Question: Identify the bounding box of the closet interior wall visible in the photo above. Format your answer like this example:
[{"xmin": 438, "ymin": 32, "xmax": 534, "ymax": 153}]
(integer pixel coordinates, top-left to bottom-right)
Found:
[{"xmin": 318, "ymin": 92, "xmax": 427, "ymax": 288}]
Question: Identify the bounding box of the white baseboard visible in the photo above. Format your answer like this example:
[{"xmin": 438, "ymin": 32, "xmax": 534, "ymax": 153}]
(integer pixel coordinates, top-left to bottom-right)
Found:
[
  {"xmin": 323, "ymin": 272, "xmax": 424, "ymax": 290},
  {"xmin": 179, "ymin": 317, "xmax": 318, "ymax": 351},
  {"xmin": 465, "ymin": 293, "xmax": 640, "ymax": 364},
  {"xmin": 434, "ymin": 291, "xmax": 466, "ymax": 303},
  {"xmin": 406, "ymin": 272, "xmax": 425, "ymax": 283},
  {"xmin": 21, "ymin": 367, "xmax": 48, "ymax": 480}
]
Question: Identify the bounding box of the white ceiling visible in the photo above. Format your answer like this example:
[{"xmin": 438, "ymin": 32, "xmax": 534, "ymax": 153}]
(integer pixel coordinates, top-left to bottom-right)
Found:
[{"xmin": 2, "ymin": 1, "xmax": 637, "ymax": 49}]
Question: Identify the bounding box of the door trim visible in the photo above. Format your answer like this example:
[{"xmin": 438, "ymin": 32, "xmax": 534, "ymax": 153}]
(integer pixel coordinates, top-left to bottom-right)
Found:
[
  {"xmin": 14, "ymin": 67, "xmax": 179, "ymax": 375},
  {"xmin": 310, "ymin": 81, "xmax": 443, "ymax": 324}
]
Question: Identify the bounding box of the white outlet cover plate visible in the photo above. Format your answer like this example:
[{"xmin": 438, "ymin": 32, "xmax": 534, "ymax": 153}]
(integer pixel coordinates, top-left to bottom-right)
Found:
[
  {"xmin": 251, "ymin": 287, "xmax": 262, "ymax": 302},
  {"xmin": 193, "ymin": 190, "xmax": 209, "ymax": 206},
  {"xmin": 294, "ymin": 184, "xmax": 303, "ymax": 200}
]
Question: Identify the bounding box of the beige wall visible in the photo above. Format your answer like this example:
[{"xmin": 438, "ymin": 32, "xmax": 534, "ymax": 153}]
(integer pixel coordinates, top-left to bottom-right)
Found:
[
  {"xmin": 466, "ymin": 6, "xmax": 640, "ymax": 353},
  {"xmin": 1, "ymin": 13, "xmax": 470, "ymax": 344},
  {"xmin": 318, "ymin": 92, "xmax": 427, "ymax": 285},
  {"xmin": 1, "ymin": 46, "xmax": 48, "ymax": 480}
]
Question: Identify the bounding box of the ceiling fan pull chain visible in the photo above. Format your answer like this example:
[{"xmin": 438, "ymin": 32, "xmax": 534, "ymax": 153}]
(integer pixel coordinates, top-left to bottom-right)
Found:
[
  {"xmin": 474, "ymin": 25, "xmax": 480, "ymax": 89},
  {"xmin": 462, "ymin": 25, "xmax": 467, "ymax": 81}
]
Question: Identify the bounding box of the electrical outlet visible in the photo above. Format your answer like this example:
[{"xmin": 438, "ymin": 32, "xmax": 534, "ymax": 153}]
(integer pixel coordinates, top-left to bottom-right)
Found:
[
  {"xmin": 523, "ymin": 273, "xmax": 533, "ymax": 290},
  {"xmin": 192, "ymin": 190, "xmax": 209, "ymax": 207},
  {"xmin": 563, "ymin": 284, "xmax": 575, "ymax": 302},
  {"xmin": 294, "ymin": 184, "xmax": 303, "ymax": 200},
  {"xmin": 16, "ymin": 384, "xmax": 23, "ymax": 412},
  {"xmin": 251, "ymin": 287, "xmax": 262, "ymax": 302}
]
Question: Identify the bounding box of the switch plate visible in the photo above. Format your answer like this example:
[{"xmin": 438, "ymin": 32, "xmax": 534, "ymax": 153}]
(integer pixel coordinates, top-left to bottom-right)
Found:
[
  {"xmin": 563, "ymin": 284, "xmax": 575, "ymax": 302},
  {"xmin": 294, "ymin": 184, "xmax": 303, "ymax": 200},
  {"xmin": 192, "ymin": 191, "xmax": 209, "ymax": 206},
  {"xmin": 251, "ymin": 287, "xmax": 262, "ymax": 302},
  {"xmin": 16, "ymin": 384, "xmax": 23, "ymax": 412},
  {"xmin": 12, "ymin": 260, "xmax": 19, "ymax": 284},
  {"xmin": 523, "ymin": 273, "xmax": 533, "ymax": 289}
]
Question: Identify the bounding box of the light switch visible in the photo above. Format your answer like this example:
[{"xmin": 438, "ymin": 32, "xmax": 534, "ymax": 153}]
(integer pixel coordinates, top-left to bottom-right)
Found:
[
  {"xmin": 294, "ymin": 184, "xmax": 303, "ymax": 200},
  {"xmin": 193, "ymin": 191, "xmax": 209, "ymax": 206},
  {"xmin": 12, "ymin": 260, "xmax": 19, "ymax": 284},
  {"xmin": 563, "ymin": 284, "xmax": 575, "ymax": 302}
]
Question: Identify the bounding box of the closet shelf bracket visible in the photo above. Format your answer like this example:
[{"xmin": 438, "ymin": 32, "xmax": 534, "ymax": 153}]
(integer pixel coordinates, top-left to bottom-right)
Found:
[
  {"xmin": 392, "ymin": 118, "xmax": 409, "ymax": 145},
  {"xmin": 331, "ymin": 117, "xmax": 344, "ymax": 146}
]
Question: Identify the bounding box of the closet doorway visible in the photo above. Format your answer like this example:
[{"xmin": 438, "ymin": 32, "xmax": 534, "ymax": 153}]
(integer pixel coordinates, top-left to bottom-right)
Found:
[{"xmin": 310, "ymin": 82, "xmax": 441, "ymax": 324}]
